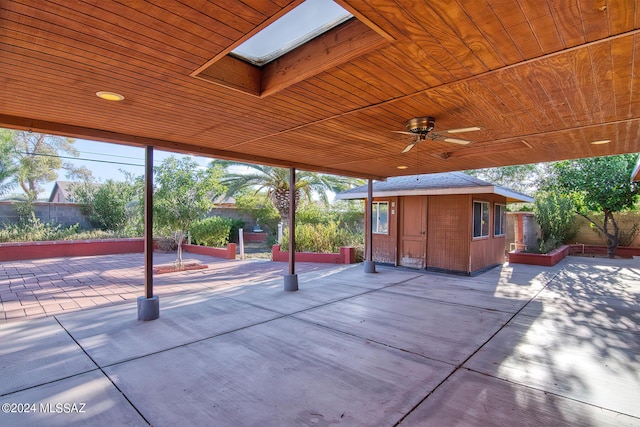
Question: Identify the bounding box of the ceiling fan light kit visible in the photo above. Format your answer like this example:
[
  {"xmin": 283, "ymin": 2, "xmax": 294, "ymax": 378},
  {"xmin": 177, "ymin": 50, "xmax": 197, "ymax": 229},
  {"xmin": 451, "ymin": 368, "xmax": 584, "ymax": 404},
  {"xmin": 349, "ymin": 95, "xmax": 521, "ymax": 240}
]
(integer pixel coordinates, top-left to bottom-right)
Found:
[
  {"xmin": 406, "ymin": 116, "xmax": 435, "ymax": 133},
  {"xmin": 394, "ymin": 116, "xmax": 481, "ymax": 153}
]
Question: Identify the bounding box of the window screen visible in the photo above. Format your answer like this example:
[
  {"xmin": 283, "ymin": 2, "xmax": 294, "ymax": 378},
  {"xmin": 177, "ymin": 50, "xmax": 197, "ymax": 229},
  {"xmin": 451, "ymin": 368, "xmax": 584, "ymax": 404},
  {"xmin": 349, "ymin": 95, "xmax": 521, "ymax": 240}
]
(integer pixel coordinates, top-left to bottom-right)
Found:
[{"xmin": 473, "ymin": 201, "xmax": 490, "ymax": 238}]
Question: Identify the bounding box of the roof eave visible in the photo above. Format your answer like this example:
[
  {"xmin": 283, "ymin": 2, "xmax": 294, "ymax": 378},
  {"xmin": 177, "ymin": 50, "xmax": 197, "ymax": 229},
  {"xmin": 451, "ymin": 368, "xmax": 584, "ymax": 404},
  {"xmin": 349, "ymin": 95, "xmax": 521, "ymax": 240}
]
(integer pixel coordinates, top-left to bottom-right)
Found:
[
  {"xmin": 336, "ymin": 186, "xmax": 534, "ymax": 203},
  {"xmin": 632, "ymin": 156, "xmax": 640, "ymax": 182}
]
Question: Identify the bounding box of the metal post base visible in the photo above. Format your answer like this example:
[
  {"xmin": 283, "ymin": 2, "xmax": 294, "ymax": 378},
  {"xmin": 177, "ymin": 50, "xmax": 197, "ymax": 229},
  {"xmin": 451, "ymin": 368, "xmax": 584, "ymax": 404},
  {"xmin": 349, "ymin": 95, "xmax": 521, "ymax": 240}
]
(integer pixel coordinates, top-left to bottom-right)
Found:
[
  {"xmin": 137, "ymin": 296, "xmax": 159, "ymax": 321},
  {"xmin": 283, "ymin": 274, "xmax": 299, "ymax": 292},
  {"xmin": 364, "ymin": 260, "xmax": 377, "ymax": 274}
]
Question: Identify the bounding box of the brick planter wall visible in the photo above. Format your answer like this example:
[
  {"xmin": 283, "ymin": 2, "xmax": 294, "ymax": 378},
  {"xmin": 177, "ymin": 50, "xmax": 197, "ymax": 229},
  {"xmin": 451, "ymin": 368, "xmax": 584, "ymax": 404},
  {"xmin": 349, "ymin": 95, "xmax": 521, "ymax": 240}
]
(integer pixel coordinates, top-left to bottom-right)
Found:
[
  {"xmin": 508, "ymin": 244, "xmax": 640, "ymax": 266},
  {"xmin": 0, "ymin": 240, "xmax": 239, "ymax": 261},
  {"xmin": 0, "ymin": 238, "xmax": 144, "ymax": 261},
  {"xmin": 243, "ymin": 232, "xmax": 267, "ymax": 242},
  {"xmin": 508, "ymin": 245, "xmax": 569, "ymax": 267},
  {"xmin": 271, "ymin": 245, "xmax": 356, "ymax": 264},
  {"xmin": 183, "ymin": 243, "xmax": 237, "ymax": 260}
]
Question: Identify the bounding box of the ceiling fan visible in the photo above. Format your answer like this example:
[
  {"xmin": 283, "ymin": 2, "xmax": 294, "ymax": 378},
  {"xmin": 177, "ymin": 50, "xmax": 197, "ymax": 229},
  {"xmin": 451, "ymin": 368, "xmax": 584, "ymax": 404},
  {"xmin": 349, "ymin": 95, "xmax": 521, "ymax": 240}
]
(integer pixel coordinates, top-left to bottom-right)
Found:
[{"xmin": 393, "ymin": 116, "xmax": 482, "ymax": 153}]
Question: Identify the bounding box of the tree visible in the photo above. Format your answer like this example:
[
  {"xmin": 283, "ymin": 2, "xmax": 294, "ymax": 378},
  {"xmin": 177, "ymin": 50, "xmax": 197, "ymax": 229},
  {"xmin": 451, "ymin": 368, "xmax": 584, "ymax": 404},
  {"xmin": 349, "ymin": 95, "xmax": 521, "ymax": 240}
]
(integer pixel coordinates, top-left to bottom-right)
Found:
[
  {"xmin": 154, "ymin": 156, "xmax": 225, "ymax": 266},
  {"xmin": 71, "ymin": 178, "xmax": 141, "ymax": 233},
  {"xmin": 465, "ymin": 164, "xmax": 542, "ymax": 195},
  {"xmin": 543, "ymin": 154, "xmax": 639, "ymax": 257},
  {"xmin": 234, "ymin": 189, "xmax": 281, "ymax": 234},
  {"xmin": 1, "ymin": 129, "xmax": 91, "ymax": 198},
  {"xmin": 533, "ymin": 191, "xmax": 577, "ymax": 253},
  {"xmin": 0, "ymin": 131, "xmax": 17, "ymax": 197},
  {"xmin": 210, "ymin": 160, "xmax": 363, "ymax": 226}
]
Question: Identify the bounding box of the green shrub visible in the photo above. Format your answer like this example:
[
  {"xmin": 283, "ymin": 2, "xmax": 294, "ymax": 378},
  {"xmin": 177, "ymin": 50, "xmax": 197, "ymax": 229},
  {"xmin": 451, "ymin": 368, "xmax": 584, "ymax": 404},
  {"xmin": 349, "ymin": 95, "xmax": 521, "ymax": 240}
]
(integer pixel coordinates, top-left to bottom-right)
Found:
[
  {"xmin": 154, "ymin": 236, "xmax": 177, "ymax": 252},
  {"xmin": 229, "ymin": 219, "xmax": 245, "ymax": 243},
  {"xmin": 294, "ymin": 200, "xmax": 364, "ymax": 231},
  {"xmin": 13, "ymin": 198, "xmax": 36, "ymax": 224},
  {"xmin": 295, "ymin": 203, "xmax": 325, "ymax": 225},
  {"xmin": 0, "ymin": 214, "xmax": 137, "ymax": 243},
  {"xmin": 71, "ymin": 179, "xmax": 140, "ymax": 232},
  {"xmin": 189, "ymin": 216, "xmax": 233, "ymax": 247},
  {"xmin": 280, "ymin": 221, "xmax": 362, "ymax": 254},
  {"xmin": 330, "ymin": 200, "xmax": 365, "ymax": 231},
  {"xmin": 234, "ymin": 191, "xmax": 280, "ymax": 234},
  {"xmin": 533, "ymin": 191, "xmax": 578, "ymax": 253},
  {"xmin": 62, "ymin": 229, "xmax": 133, "ymax": 240},
  {"xmin": 0, "ymin": 214, "xmax": 79, "ymax": 242}
]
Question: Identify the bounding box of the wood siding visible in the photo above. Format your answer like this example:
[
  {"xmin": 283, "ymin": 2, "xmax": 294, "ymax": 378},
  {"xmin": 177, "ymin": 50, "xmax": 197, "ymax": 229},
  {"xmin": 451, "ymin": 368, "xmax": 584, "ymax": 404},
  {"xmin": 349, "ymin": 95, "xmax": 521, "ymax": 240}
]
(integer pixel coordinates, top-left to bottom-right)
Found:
[
  {"xmin": 370, "ymin": 197, "xmax": 398, "ymax": 265},
  {"xmin": 370, "ymin": 193, "xmax": 508, "ymax": 274},
  {"xmin": 399, "ymin": 196, "xmax": 427, "ymax": 268},
  {"xmin": 470, "ymin": 194, "xmax": 508, "ymax": 273},
  {"xmin": 427, "ymin": 195, "xmax": 471, "ymax": 273}
]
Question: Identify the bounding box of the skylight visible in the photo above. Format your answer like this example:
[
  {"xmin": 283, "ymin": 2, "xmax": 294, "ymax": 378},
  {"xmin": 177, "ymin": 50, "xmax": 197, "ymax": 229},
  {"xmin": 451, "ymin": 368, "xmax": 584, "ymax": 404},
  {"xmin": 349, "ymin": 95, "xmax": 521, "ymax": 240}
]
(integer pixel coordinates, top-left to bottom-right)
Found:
[{"xmin": 231, "ymin": 0, "xmax": 353, "ymax": 66}]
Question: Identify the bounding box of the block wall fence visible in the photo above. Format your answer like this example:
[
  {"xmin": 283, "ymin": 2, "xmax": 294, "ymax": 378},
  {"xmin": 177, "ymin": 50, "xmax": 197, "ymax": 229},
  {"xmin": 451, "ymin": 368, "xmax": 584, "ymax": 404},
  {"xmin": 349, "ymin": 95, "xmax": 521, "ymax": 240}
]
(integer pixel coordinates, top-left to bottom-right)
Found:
[{"xmin": 0, "ymin": 202, "xmax": 260, "ymax": 232}]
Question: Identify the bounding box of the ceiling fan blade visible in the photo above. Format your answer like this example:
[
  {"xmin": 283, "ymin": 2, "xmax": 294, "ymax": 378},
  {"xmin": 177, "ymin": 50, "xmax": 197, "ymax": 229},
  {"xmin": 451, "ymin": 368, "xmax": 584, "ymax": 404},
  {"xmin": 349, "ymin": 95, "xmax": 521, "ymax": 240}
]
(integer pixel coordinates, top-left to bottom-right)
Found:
[
  {"xmin": 442, "ymin": 126, "xmax": 482, "ymax": 134},
  {"xmin": 443, "ymin": 137, "xmax": 472, "ymax": 145},
  {"xmin": 402, "ymin": 142, "xmax": 416, "ymax": 153},
  {"xmin": 392, "ymin": 130, "xmax": 415, "ymax": 135}
]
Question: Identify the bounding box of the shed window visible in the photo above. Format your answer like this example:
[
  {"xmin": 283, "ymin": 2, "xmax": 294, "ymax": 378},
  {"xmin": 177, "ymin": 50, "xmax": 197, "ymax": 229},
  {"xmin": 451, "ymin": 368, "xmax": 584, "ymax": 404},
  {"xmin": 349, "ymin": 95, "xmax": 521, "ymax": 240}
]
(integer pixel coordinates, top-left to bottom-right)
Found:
[
  {"xmin": 494, "ymin": 204, "xmax": 507, "ymax": 236},
  {"xmin": 473, "ymin": 201, "xmax": 490, "ymax": 238},
  {"xmin": 372, "ymin": 202, "xmax": 389, "ymax": 234}
]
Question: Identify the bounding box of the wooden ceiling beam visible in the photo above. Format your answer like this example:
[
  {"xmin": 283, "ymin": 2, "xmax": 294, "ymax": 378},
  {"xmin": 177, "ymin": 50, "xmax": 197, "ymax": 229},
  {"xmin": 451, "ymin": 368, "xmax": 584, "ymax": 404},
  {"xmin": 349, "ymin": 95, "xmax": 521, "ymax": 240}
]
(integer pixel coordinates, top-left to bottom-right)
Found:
[
  {"xmin": 0, "ymin": 114, "xmax": 386, "ymax": 180},
  {"xmin": 195, "ymin": 18, "xmax": 390, "ymax": 98},
  {"xmin": 261, "ymin": 19, "xmax": 389, "ymax": 96}
]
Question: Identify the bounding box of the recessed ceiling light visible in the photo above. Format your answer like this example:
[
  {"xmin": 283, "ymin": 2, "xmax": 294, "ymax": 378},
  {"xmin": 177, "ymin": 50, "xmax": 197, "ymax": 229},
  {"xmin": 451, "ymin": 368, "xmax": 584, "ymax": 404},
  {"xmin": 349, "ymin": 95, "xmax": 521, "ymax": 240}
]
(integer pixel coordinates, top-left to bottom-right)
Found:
[
  {"xmin": 590, "ymin": 139, "xmax": 611, "ymax": 145},
  {"xmin": 397, "ymin": 165, "xmax": 408, "ymax": 169},
  {"xmin": 96, "ymin": 91, "xmax": 124, "ymax": 101}
]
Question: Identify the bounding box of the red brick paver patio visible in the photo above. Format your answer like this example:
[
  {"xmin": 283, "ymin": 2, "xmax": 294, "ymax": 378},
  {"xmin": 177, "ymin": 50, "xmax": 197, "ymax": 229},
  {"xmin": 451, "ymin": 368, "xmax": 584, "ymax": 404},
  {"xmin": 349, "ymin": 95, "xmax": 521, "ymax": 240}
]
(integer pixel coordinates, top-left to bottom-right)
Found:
[{"xmin": 0, "ymin": 253, "xmax": 338, "ymax": 323}]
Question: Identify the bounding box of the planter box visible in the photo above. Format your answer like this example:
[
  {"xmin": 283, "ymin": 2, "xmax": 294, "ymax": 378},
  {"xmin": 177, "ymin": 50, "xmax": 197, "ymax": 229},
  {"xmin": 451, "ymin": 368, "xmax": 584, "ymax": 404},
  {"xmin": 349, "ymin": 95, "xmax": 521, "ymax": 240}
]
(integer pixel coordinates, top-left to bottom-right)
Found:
[
  {"xmin": 153, "ymin": 260, "xmax": 209, "ymax": 274},
  {"xmin": 508, "ymin": 244, "xmax": 640, "ymax": 266},
  {"xmin": 0, "ymin": 238, "xmax": 144, "ymax": 261},
  {"xmin": 508, "ymin": 245, "xmax": 569, "ymax": 267},
  {"xmin": 183, "ymin": 243, "xmax": 237, "ymax": 260},
  {"xmin": 0, "ymin": 239, "xmax": 239, "ymax": 261},
  {"xmin": 243, "ymin": 232, "xmax": 267, "ymax": 242},
  {"xmin": 271, "ymin": 244, "xmax": 356, "ymax": 264},
  {"xmin": 566, "ymin": 244, "xmax": 640, "ymax": 258}
]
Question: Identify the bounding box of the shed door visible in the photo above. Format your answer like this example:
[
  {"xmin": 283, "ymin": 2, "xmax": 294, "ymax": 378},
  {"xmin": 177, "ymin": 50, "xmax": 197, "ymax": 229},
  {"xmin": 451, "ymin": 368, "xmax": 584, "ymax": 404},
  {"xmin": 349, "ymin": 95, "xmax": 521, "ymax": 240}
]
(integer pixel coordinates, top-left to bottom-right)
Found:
[{"xmin": 399, "ymin": 196, "xmax": 427, "ymax": 268}]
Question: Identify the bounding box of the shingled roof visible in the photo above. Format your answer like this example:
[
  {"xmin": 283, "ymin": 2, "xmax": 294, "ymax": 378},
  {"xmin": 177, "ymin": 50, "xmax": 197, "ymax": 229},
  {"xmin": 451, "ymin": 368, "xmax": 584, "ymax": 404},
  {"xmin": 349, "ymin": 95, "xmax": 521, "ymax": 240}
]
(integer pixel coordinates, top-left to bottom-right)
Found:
[
  {"xmin": 336, "ymin": 172, "xmax": 533, "ymax": 203},
  {"xmin": 48, "ymin": 181, "xmax": 76, "ymax": 203}
]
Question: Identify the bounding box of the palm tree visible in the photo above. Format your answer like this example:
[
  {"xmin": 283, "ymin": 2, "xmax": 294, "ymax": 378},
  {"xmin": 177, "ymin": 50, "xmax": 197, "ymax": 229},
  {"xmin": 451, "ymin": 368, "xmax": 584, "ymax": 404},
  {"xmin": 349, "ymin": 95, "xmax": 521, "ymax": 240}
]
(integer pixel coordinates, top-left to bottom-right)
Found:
[
  {"xmin": 0, "ymin": 132, "xmax": 17, "ymax": 197},
  {"xmin": 210, "ymin": 160, "xmax": 363, "ymax": 226}
]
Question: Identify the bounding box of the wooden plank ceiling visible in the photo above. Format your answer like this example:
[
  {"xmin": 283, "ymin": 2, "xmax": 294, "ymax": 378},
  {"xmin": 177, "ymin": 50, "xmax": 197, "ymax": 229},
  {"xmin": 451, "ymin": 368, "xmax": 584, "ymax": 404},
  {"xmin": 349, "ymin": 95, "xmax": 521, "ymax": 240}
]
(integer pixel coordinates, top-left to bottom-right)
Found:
[{"xmin": 1, "ymin": 0, "xmax": 638, "ymax": 180}]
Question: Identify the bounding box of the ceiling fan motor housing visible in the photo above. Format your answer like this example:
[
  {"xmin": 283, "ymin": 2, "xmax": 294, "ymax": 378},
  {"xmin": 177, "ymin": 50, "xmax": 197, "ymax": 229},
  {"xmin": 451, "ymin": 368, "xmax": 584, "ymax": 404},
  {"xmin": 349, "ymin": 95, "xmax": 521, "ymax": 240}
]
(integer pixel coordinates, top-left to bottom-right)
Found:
[{"xmin": 406, "ymin": 116, "xmax": 435, "ymax": 133}]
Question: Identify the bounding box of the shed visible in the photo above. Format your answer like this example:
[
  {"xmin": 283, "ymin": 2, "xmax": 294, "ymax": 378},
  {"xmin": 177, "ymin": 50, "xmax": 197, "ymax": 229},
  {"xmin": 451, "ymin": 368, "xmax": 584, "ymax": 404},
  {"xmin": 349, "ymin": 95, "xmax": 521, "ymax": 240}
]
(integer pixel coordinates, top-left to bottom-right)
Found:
[{"xmin": 337, "ymin": 172, "xmax": 533, "ymax": 275}]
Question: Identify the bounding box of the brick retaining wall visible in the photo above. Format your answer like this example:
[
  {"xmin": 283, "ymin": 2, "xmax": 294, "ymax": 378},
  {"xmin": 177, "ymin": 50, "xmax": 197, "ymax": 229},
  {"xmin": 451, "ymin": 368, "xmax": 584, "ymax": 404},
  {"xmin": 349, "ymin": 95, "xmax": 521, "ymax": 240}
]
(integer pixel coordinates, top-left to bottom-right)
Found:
[{"xmin": 271, "ymin": 244, "xmax": 356, "ymax": 264}]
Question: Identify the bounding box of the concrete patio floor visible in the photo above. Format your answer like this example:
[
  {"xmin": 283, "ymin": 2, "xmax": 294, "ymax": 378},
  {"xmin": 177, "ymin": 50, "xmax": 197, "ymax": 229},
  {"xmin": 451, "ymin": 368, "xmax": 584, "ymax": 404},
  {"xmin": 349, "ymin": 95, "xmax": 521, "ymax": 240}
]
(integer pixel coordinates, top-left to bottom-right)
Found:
[{"xmin": 0, "ymin": 255, "xmax": 638, "ymax": 426}]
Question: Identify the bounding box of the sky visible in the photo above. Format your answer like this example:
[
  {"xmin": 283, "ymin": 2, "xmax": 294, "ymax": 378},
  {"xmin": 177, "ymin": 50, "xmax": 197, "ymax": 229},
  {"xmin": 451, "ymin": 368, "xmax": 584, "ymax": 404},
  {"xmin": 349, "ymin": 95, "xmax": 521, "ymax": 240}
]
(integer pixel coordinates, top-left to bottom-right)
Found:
[
  {"xmin": 41, "ymin": 139, "xmax": 213, "ymax": 197},
  {"xmin": 232, "ymin": 0, "xmax": 351, "ymax": 65}
]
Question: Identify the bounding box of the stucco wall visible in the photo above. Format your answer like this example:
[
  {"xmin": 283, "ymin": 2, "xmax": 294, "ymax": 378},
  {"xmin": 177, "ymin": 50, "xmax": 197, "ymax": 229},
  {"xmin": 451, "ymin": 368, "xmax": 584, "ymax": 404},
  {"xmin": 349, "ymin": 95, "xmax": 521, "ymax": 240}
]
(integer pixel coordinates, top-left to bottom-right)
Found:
[
  {"xmin": 571, "ymin": 212, "xmax": 640, "ymax": 246},
  {"xmin": 507, "ymin": 211, "xmax": 640, "ymax": 250}
]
